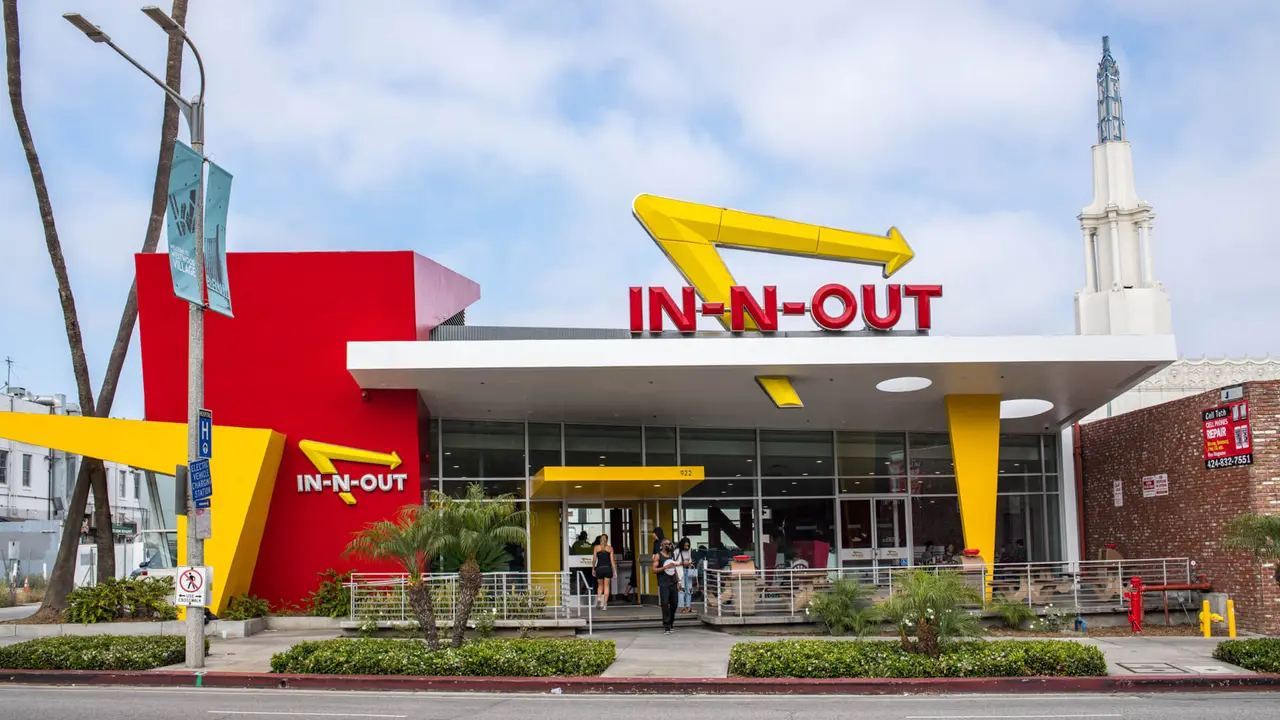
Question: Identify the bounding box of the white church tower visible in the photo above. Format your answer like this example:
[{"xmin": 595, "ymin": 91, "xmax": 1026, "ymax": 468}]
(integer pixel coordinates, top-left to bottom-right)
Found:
[{"xmin": 1074, "ymin": 36, "xmax": 1172, "ymax": 336}]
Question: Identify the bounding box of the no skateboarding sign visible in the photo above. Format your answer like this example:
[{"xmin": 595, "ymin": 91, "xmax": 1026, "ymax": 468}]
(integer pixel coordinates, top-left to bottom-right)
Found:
[{"xmin": 175, "ymin": 566, "xmax": 212, "ymax": 607}]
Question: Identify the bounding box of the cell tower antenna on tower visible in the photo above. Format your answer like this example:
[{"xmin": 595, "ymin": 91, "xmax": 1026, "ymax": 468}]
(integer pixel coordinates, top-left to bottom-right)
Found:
[{"xmin": 1097, "ymin": 35, "xmax": 1125, "ymax": 144}]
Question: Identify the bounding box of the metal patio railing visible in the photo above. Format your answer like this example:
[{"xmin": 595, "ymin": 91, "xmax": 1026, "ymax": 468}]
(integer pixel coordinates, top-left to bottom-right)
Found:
[
  {"xmin": 348, "ymin": 571, "xmax": 576, "ymax": 622},
  {"xmin": 703, "ymin": 557, "xmax": 1194, "ymax": 619}
]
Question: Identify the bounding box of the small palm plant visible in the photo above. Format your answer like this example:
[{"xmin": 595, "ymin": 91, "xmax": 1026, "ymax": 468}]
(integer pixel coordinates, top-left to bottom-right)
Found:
[
  {"xmin": 809, "ymin": 578, "xmax": 882, "ymax": 637},
  {"xmin": 1224, "ymin": 513, "xmax": 1280, "ymax": 585},
  {"xmin": 883, "ymin": 569, "xmax": 983, "ymax": 657},
  {"xmin": 345, "ymin": 503, "xmax": 449, "ymax": 650},
  {"xmin": 438, "ymin": 483, "xmax": 529, "ymax": 649}
]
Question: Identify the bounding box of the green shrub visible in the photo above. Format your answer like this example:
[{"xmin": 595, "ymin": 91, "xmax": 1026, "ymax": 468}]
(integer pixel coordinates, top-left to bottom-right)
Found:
[
  {"xmin": 270, "ymin": 638, "xmax": 615, "ymax": 677},
  {"xmin": 729, "ymin": 639, "xmax": 1107, "ymax": 678},
  {"xmin": 988, "ymin": 598, "xmax": 1036, "ymax": 631},
  {"xmin": 1029, "ymin": 604, "xmax": 1072, "ymax": 633},
  {"xmin": 1214, "ymin": 639, "xmax": 1280, "ymax": 673},
  {"xmin": 0, "ymin": 635, "xmax": 209, "ymax": 670},
  {"xmin": 809, "ymin": 578, "xmax": 881, "ymax": 636},
  {"xmin": 222, "ymin": 593, "xmax": 272, "ymax": 621},
  {"xmin": 305, "ymin": 569, "xmax": 352, "ymax": 618},
  {"xmin": 63, "ymin": 577, "xmax": 178, "ymax": 624}
]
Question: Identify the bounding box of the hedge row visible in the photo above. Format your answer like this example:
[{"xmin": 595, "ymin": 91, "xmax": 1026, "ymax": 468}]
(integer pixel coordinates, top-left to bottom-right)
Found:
[
  {"xmin": 1214, "ymin": 639, "xmax": 1280, "ymax": 674},
  {"xmin": 0, "ymin": 635, "xmax": 208, "ymax": 671},
  {"xmin": 270, "ymin": 638, "xmax": 616, "ymax": 677},
  {"xmin": 729, "ymin": 639, "xmax": 1108, "ymax": 678}
]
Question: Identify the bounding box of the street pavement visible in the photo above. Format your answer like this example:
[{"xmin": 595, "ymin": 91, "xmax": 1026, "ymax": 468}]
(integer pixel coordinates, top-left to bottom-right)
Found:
[{"xmin": 1, "ymin": 686, "xmax": 1278, "ymax": 719}]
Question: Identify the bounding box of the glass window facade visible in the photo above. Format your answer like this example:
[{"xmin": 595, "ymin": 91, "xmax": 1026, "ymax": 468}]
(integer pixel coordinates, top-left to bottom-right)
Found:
[{"xmin": 429, "ymin": 419, "xmax": 1065, "ymax": 567}]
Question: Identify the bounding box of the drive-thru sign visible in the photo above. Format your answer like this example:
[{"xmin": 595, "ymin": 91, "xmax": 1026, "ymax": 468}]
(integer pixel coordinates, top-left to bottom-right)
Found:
[{"xmin": 175, "ymin": 566, "xmax": 212, "ymax": 607}]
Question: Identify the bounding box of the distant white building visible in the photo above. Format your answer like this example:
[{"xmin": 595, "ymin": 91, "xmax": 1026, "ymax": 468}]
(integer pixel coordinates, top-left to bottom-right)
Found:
[
  {"xmin": 1066, "ymin": 38, "xmax": 1280, "ymax": 424},
  {"xmin": 1084, "ymin": 356, "xmax": 1280, "ymax": 422},
  {"xmin": 1, "ymin": 385, "xmax": 172, "ymax": 581}
]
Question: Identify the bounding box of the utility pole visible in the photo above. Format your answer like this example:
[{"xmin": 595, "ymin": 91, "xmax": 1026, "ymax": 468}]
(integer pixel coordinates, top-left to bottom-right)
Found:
[
  {"xmin": 2, "ymin": 356, "xmax": 13, "ymax": 392},
  {"xmin": 64, "ymin": 6, "xmax": 210, "ymax": 669}
]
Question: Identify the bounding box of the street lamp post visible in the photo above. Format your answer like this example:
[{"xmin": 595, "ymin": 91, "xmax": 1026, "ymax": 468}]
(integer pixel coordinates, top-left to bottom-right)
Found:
[{"xmin": 64, "ymin": 6, "xmax": 209, "ymax": 669}]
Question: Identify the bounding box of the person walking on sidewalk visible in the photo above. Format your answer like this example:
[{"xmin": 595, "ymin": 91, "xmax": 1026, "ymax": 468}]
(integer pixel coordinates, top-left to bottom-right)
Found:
[
  {"xmin": 675, "ymin": 537, "xmax": 696, "ymax": 613},
  {"xmin": 593, "ymin": 534, "xmax": 616, "ymax": 610},
  {"xmin": 653, "ymin": 538, "xmax": 681, "ymax": 634}
]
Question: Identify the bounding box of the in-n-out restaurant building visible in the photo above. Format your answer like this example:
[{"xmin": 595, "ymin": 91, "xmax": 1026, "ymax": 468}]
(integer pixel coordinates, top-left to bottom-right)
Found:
[{"xmin": 0, "ymin": 194, "xmax": 1178, "ymax": 613}]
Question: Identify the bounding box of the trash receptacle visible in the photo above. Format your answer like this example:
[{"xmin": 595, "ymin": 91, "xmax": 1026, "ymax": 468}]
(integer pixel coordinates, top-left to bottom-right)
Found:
[{"xmin": 726, "ymin": 555, "xmax": 758, "ymax": 615}]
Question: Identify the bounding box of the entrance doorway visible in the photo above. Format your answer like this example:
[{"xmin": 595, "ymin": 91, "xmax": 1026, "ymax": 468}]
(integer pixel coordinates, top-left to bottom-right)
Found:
[
  {"xmin": 564, "ymin": 499, "xmax": 675, "ymax": 604},
  {"xmin": 839, "ymin": 497, "xmax": 910, "ymax": 584}
]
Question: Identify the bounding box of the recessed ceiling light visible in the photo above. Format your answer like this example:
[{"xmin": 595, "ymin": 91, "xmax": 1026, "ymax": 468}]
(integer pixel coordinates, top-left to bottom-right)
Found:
[
  {"xmin": 1000, "ymin": 398, "xmax": 1055, "ymax": 419},
  {"xmin": 452, "ymin": 464, "xmax": 459, "ymax": 469},
  {"xmin": 599, "ymin": 455, "xmax": 607, "ymax": 459},
  {"xmin": 574, "ymin": 484, "xmax": 582, "ymax": 489},
  {"xmin": 791, "ymin": 481, "xmax": 797, "ymax": 485},
  {"xmin": 653, "ymin": 484, "xmax": 661, "ymax": 487},
  {"xmin": 816, "ymin": 460, "xmax": 823, "ymax": 464},
  {"xmin": 876, "ymin": 376, "xmax": 932, "ymax": 393}
]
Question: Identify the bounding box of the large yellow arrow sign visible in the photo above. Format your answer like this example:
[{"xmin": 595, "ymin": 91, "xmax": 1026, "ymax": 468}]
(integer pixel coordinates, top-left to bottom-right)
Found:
[
  {"xmin": 299, "ymin": 440, "xmax": 402, "ymax": 474},
  {"xmin": 631, "ymin": 194, "xmax": 914, "ymax": 332}
]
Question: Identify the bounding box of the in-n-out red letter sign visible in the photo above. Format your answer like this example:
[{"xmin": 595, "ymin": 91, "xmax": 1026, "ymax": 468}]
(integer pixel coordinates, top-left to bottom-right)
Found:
[{"xmin": 630, "ymin": 284, "xmax": 943, "ymax": 333}]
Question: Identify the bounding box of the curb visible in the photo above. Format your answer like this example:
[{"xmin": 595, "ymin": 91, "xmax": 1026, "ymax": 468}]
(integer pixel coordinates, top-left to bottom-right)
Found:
[{"xmin": 1, "ymin": 670, "xmax": 1278, "ymax": 694}]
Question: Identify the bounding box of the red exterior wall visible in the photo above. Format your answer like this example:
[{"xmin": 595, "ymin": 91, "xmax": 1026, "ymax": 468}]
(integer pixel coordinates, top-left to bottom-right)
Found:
[
  {"xmin": 135, "ymin": 251, "xmax": 477, "ymax": 607},
  {"xmin": 1080, "ymin": 380, "xmax": 1280, "ymax": 634}
]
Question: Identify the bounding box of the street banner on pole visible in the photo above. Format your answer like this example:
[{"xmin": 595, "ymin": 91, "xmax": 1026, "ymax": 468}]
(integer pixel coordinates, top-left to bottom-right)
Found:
[
  {"xmin": 166, "ymin": 141, "xmax": 204, "ymax": 306},
  {"xmin": 204, "ymin": 161, "xmax": 234, "ymax": 318}
]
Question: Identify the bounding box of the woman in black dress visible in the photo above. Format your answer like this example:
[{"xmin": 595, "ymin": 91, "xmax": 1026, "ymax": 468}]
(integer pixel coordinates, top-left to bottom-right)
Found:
[{"xmin": 593, "ymin": 534, "xmax": 617, "ymax": 610}]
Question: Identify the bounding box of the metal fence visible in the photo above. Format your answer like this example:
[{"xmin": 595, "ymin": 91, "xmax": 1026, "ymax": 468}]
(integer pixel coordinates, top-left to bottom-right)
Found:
[
  {"xmin": 348, "ymin": 571, "xmax": 574, "ymax": 622},
  {"xmin": 703, "ymin": 557, "xmax": 1193, "ymax": 618}
]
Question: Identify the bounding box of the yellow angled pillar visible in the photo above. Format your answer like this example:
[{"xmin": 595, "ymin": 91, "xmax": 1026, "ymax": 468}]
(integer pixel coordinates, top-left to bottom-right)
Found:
[
  {"xmin": 0, "ymin": 411, "xmax": 285, "ymax": 614},
  {"xmin": 944, "ymin": 394, "xmax": 1001, "ymax": 594}
]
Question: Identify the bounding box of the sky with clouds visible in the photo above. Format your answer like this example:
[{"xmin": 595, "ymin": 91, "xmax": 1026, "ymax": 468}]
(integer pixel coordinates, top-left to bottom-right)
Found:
[{"xmin": 3, "ymin": 0, "xmax": 1278, "ymax": 420}]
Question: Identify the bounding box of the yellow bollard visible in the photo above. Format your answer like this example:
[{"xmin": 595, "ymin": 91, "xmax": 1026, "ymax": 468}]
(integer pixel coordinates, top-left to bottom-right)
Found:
[
  {"xmin": 1201, "ymin": 600, "xmax": 1212, "ymax": 638},
  {"xmin": 1227, "ymin": 599, "xmax": 1237, "ymax": 639}
]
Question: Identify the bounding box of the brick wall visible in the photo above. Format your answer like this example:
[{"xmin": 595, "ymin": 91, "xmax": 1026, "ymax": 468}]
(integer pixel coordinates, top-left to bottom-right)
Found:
[{"xmin": 1080, "ymin": 380, "xmax": 1280, "ymax": 634}]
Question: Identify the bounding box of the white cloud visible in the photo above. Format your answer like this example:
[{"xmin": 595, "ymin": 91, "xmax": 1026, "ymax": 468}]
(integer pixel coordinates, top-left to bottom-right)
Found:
[{"xmin": 4, "ymin": 0, "xmax": 1280, "ymax": 418}]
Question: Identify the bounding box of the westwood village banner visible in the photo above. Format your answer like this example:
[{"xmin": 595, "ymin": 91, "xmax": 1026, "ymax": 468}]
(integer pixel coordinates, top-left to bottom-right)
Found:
[
  {"xmin": 203, "ymin": 161, "xmax": 234, "ymax": 317},
  {"xmin": 166, "ymin": 140, "xmax": 204, "ymax": 306}
]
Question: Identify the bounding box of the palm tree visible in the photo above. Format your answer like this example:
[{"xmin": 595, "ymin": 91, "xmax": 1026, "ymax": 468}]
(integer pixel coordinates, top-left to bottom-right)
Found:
[
  {"xmin": 439, "ymin": 484, "xmax": 528, "ymax": 648},
  {"xmin": 1224, "ymin": 514, "xmax": 1280, "ymax": 586},
  {"xmin": 345, "ymin": 503, "xmax": 450, "ymax": 650},
  {"xmin": 4, "ymin": 0, "xmax": 116, "ymax": 584},
  {"xmin": 809, "ymin": 577, "xmax": 882, "ymax": 637},
  {"xmin": 883, "ymin": 569, "xmax": 983, "ymax": 657}
]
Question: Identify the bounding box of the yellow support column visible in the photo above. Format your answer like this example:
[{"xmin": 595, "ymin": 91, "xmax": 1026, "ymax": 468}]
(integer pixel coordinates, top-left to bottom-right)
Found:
[
  {"xmin": 944, "ymin": 394, "xmax": 1001, "ymax": 596},
  {"xmin": 529, "ymin": 502, "xmax": 562, "ymax": 574}
]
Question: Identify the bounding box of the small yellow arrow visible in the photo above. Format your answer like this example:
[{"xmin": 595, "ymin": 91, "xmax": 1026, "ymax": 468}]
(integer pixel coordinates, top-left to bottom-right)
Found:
[
  {"xmin": 338, "ymin": 492, "xmax": 357, "ymax": 506},
  {"xmin": 632, "ymin": 194, "xmax": 915, "ymax": 332},
  {"xmin": 299, "ymin": 439, "xmax": 402, "ymax": 474}
]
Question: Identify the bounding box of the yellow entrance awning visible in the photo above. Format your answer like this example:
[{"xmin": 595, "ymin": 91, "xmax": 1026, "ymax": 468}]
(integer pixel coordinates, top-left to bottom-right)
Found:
[{"xmin": 530, "ymin": 466, "xmax": 704, "ymax": 500}]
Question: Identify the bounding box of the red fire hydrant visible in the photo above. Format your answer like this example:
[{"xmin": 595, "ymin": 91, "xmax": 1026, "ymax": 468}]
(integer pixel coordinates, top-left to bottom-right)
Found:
[{"xmin": 1123, "ymin": 576, "xmax": 1144, "ymax": 633}]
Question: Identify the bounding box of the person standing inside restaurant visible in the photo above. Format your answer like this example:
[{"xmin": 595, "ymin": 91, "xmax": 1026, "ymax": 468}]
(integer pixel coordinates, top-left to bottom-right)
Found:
[
  {"xmin": 653, "ymin": 538, "xmax": 681, "ymax": 633},
  {"xmin": 593, "ymin": 534, "xmax": 616, "ymax": 611}
]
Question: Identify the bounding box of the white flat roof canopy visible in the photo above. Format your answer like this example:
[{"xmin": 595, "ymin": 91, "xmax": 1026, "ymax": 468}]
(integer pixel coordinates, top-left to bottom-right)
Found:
[{"xmin": 347, "ymin": 333, "xmax": 1178, "ymax": 433}]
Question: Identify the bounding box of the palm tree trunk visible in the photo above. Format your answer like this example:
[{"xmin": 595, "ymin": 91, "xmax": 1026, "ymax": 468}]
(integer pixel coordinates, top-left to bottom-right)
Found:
[
  {"xmin": 4, "ymin": 0, "xmax": 115, "ymax": 583},
  {"xmin": 407, "ymin": 582, "xmax": 441, "ymax": 652},
  {"xmin": 452, "ymin": 558, "xmax": 483, "ymax": 648},
  {"xmin": 14, "ymin": 0, "xmax": 189, "ymax": 612}
]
